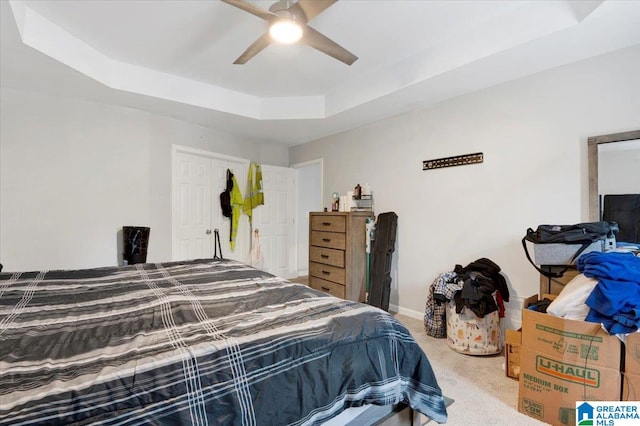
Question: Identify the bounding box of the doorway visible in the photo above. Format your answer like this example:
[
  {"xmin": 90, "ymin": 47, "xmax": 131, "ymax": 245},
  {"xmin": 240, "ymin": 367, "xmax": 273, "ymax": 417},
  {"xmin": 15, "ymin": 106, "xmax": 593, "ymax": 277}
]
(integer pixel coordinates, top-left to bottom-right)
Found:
[{"xmin": 291, "ymin": 159, "xmax": 323, "ymax": 277}]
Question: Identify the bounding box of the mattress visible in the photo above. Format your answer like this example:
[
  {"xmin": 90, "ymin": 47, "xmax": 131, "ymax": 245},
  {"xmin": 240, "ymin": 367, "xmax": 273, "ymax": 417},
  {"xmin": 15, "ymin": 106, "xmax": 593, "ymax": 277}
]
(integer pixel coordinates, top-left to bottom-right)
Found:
[{"xmin": 0, "ymin": 258, "xmax": 447, "ymax": 425}]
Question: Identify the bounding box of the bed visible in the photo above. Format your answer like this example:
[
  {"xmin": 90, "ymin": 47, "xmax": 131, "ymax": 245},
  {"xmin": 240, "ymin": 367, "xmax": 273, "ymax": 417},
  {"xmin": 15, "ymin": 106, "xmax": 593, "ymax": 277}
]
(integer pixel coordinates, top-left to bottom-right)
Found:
[{"xmin": 0, "ymin": 258, "xmax": 447, "ymax": 425}]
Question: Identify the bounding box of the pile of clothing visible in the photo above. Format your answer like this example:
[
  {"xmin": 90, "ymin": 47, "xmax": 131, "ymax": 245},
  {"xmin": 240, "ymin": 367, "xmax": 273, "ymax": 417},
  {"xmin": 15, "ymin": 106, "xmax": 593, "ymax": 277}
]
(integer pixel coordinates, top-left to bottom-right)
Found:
[
  {"xmin": 424, "ymin": 258, "xmax": 510, "ymax": 338},
  {"xmin": 547, "ymin": 251, "xmax": 640, "ymax": 335}
]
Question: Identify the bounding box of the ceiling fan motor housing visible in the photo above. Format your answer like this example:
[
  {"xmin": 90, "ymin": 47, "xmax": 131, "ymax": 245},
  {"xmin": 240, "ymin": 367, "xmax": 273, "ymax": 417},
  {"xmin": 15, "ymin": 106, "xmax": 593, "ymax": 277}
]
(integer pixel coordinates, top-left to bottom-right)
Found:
[
  {"xmin": 269, "ymin": 0, "xmax": 301, "ymax": 21},
  {"xmin": 223, "ymin": 0, "xmax": 357, "ymax": 65}
]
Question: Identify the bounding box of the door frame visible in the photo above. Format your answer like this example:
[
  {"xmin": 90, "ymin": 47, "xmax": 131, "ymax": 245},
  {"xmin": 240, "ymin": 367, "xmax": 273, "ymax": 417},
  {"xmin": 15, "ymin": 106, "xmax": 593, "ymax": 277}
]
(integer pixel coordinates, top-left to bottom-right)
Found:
[
  {"xmin": 290, "ymin": 158, "xmax": 324, "ymax": 276},
  {"xmin": 256, "ymin": 164, "xmax": 298, "ymax": 279},
  {"xmin": 171, "ymin": 144, "xmax": 249, "ymax": 261}
]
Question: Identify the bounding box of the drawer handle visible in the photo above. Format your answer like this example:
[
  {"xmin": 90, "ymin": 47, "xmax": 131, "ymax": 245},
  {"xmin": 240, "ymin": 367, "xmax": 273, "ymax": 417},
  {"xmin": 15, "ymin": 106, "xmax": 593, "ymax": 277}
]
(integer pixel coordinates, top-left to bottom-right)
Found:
[
  {"xmin": 322, "ymin": 238, "xmax": 331, "ymax": 242},
  {"xmin": 320, "ymin": 254, "xmax": 329, "ymax": 259},
  {"xmin": 321, "ymin": 286, "xmax": 330, "ymax": 291},
  {"xmin": 322, "ymin": 222, "xmax": 331, "ymax": 226},
  {"xmin": 322, "ymin": 270, "xmax": 330, "ymax": 275}
]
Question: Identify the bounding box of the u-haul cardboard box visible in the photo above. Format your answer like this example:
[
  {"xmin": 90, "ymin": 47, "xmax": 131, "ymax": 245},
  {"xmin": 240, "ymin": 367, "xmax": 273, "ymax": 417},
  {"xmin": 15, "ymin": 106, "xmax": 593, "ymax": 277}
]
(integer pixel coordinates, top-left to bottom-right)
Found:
[
  {"xmin": 518, "ymin": 296, "xmax": 622, "ymax": 425},
  {"xmin": 623, "ymin": 332, "xmax": 640, "ymax": 401},
  {"xmin": 505, "ymin": 328, "xmax": 522, "ymax": 380}
]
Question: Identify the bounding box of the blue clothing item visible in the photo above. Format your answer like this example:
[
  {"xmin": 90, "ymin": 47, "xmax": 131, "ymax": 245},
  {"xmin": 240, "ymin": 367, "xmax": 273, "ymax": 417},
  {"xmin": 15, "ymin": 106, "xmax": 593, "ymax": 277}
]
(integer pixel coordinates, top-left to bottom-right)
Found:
[
  {"xmin": 585, "ymin": 309, "xmax": 639, "ymax": 335},
  {"xmin": 585, "ymin": 278, "xmax": 640, "ymax": 317},
  {"xmin": 585, "ymin": 279, "xmax": 639, "ymax": 335},
  {"xmin": 614, "ymin": 310, "xmax": 640, "ymax": 328},
  {"xmin": 580, "ymin": 252, "xmax": 640, "ymax": 334},
  {"xmin": 577, "ymin": 251, "xmax": 640, "ymax": 283}
]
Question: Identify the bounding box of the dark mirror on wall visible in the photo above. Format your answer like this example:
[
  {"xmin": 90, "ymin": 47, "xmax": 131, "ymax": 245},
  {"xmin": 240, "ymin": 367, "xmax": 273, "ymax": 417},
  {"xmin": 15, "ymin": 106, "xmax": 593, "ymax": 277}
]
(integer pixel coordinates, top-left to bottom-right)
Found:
[{"xmin": 588, "ymin": 130, "xmax": 640, "ymax": 244}]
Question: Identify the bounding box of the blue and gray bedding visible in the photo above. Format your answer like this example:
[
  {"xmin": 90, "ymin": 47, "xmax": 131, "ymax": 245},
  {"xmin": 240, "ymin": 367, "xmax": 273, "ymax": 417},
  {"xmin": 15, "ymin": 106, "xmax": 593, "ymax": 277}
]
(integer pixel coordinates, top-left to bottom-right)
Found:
[{"xmin": 0, "ymin": 258, "xmax": 447, "ymax": 425}]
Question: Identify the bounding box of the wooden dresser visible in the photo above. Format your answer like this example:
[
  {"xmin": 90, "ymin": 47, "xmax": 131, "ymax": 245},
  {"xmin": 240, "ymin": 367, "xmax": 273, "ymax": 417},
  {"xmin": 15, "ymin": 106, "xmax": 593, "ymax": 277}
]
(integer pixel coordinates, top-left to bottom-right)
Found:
[{"xmin": 308, "ymin": 211, "xmax": 372, "ymax": 302}]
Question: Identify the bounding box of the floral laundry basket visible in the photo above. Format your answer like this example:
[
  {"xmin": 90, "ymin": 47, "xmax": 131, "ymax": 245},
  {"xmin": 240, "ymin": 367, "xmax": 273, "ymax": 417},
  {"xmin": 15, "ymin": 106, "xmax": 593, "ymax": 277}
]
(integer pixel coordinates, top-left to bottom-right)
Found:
[{"xmin": 446, "ymin": 299, "xmax": 501, "ymax": 355}]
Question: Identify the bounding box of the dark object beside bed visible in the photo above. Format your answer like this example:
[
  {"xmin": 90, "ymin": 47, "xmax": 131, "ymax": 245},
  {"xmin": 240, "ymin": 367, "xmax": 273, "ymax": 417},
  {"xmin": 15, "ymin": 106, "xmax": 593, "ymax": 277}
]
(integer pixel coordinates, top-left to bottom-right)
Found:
[
  {"xmin": 369, "ymin": 212, "xmax": 398, "ymax": 312},
  {"xmin": 0, "ymin": 259, "xmax": 447, "ymax": 425},
  {"xmin": 603, "ymin": 194, "xmax": 640, "ymax": 243}
]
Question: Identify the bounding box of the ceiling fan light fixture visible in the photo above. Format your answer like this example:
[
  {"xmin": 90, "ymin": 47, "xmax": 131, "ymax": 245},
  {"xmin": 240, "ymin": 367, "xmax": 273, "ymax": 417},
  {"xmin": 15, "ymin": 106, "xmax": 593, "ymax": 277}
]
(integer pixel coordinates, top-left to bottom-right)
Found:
[{"xmin": 269, "ymin": 19, "xmax": 303, "ymax": 44}]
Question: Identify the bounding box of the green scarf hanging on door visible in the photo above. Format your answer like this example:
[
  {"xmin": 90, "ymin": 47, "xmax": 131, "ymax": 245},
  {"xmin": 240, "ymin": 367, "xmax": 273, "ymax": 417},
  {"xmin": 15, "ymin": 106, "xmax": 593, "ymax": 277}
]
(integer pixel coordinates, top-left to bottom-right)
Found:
[
  {"xmin": 230, "ymin": 173, "xmax": 243, "ymax": 251},
  {"xmin": 243, "ymin": 162, "xmax": 264, "ymax": 224}
]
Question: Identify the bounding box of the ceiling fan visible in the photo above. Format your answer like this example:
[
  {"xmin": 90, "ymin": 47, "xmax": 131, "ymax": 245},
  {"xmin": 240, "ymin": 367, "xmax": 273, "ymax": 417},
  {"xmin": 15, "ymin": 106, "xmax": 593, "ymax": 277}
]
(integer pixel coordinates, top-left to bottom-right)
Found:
[{"xmin": 221, "ymin": 0, "xmax": 358, "ymax": 65}]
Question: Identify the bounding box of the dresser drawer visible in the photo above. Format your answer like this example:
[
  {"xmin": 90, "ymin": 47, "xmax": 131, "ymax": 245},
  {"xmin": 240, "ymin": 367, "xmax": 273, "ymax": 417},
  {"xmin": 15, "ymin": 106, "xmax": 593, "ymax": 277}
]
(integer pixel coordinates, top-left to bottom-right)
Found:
[
  {"xmin": 309, "ymin": 276, "xmax": 346, "ymax": 299},
  {"xmin": 310, "ymin": 215, "xmax": 346, "ymax": 233},
  {"xmin": 309, "ymin": 262, "xmax": 346, "ymax": 285},
  {"xmin": 310, "ymin": 231, "xmax": 346, "ymax": 250},
  {"xmin": 309, "ymin": 246, "xmax": 344, "ymax": 268}
]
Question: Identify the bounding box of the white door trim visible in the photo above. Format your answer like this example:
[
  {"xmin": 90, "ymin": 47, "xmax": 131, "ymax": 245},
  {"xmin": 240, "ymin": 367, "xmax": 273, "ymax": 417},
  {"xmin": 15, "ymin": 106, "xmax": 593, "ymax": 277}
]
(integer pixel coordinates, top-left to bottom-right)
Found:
[
  {"xmin": 171, "ymin": 144, "xmax": 249, "ymax": 261},
  {"xmin": 172, "ymin": 145, "xmax": 248, "ymax": 164},
  {"xmin": 290, "ymin": 158, "xmax": 323, "ymax": 276},
  {"xmin": 291, "ymin": 158, "xmax": 324, "ymax": 207}
]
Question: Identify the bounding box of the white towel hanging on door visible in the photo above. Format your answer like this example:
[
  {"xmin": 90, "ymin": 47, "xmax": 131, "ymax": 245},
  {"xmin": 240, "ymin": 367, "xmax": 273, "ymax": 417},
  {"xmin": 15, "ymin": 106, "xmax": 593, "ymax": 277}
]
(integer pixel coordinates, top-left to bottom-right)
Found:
[{"xmin": 250, "ymin": 229, "xmax": 264, "ymax": 270}]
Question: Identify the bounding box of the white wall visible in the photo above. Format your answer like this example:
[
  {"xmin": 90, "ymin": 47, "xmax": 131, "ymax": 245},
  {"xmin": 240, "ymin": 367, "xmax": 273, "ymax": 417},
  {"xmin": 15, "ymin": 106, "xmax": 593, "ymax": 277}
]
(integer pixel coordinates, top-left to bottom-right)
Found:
[
  {"xmin": 289, "ymin": 45, "xmax": 640, "ymax": 327},
  {"xmin": 0, "ymin": 88, "xmax": 289, "ymax": 271}
]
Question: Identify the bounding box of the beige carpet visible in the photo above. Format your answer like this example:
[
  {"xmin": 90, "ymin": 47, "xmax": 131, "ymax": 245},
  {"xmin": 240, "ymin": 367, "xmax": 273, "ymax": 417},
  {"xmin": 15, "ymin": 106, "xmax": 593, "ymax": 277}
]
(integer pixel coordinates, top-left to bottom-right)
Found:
[{"xmin": 395, "ymin": 313, "xmax": 547, "ymax": 425}]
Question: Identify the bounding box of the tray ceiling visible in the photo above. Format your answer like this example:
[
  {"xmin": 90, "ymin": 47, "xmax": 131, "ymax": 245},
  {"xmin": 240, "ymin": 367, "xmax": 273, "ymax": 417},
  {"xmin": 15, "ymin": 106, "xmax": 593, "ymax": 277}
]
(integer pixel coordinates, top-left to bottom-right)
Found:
[{"xmin": 2, "ymin": 1, "xmax": 639, "ymax": 145}]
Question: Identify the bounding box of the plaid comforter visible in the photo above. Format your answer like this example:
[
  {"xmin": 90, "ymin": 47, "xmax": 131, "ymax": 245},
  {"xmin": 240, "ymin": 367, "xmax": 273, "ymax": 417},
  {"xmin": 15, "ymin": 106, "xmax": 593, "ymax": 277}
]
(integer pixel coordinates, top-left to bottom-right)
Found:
[{"xmin": 0, "ymin": 259, "xmax": 447, "ymax": 425}]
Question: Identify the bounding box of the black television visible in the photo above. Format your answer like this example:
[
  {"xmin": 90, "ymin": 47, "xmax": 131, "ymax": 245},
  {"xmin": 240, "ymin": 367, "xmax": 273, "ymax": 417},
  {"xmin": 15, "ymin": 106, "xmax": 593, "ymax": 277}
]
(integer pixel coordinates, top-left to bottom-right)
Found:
[{"xmin": 602, "ymin": 194, "xmax": 640, "ymax": 244}]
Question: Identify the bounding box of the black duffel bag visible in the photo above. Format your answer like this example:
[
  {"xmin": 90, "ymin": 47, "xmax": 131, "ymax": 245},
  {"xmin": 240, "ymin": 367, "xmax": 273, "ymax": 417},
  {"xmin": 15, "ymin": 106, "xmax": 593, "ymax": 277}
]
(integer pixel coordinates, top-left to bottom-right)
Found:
[{"xmin": 522, "ymin": 221, "xmax": 618, "ymax": 277}]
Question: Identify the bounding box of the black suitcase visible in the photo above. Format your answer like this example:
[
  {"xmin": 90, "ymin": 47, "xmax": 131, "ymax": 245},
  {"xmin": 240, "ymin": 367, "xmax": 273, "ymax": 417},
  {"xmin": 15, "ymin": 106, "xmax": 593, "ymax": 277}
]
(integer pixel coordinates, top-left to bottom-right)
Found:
[{"xmin": 368, "ymin": 212, "xmax": 398, "ymax": 311}]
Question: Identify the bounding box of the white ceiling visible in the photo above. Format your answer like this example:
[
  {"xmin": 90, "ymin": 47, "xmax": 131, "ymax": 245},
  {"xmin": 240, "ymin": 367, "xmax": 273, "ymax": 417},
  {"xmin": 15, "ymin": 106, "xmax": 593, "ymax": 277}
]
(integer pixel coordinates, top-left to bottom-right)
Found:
[{"xmin": 2, "ymin": 0, "xmax": 640, "ymax": 146}]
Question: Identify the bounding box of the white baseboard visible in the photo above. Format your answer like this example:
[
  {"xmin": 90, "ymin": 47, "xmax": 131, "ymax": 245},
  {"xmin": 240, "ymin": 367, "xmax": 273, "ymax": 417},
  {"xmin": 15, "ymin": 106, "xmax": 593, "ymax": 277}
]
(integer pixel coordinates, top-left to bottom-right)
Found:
[
  {"xmin": 389, "ymin": 303, "xmax": 423, "ymax": 320},
  {"xmin": 297, "ymin": 269, "xmax": 308, "ymax": 277},
  {"xmin": 390, "ymin": 295, "xmax": 528, "ymax": 329}
]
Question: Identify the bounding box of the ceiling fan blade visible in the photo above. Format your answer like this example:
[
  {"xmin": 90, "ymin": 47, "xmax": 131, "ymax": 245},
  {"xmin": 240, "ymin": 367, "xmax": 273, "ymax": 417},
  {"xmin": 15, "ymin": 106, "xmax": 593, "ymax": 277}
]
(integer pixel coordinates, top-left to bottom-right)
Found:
[
  {"xmin": 301, "ymin": 25, "xmax": 358, "ymax": 65},
  {"xmin": 221, "ymin": 0, "xmax": 276, "ymax": 21},
  {"xmin": 289, "ymin": 0, "xmax": 337, "ymax": 23},
  {"xmin": 234, "ymin": 33, "xmax": 271, "ymax": 64}
]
